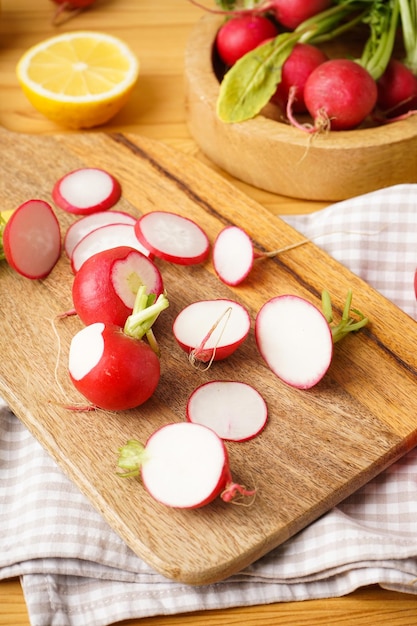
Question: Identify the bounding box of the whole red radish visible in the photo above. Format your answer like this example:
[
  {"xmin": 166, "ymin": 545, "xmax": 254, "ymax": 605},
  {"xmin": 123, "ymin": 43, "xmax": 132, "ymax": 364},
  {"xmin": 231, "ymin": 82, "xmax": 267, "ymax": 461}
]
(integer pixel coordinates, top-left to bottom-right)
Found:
[
  {"xmin": 263, "ymin": 0, "xmax": 332, "ymax": 30},
  {"xmin": 72, "ymin": 246, "xmax": 164, "ymax": 327},
  {"xmin": 271, "ymin": 43, "xmax": 328, "ymax": 113},
  {"xmin": 69, "ymin": 322, "xmax": 161, "ymax": 411},
  {"xmin": 3, "ymin": 199, "xmax": 61, "ymax": 279},
  {"xmin": 377, "ymin": 59, "xmax": 417, "ymax": 118},
  {"xmin": 303, "ymin": 59, "xmax": 378, "ymax": 130},
  {"xmin": 216, "ymin": 14, "xmax": 279, "ymax": 66},
  {"xmin": 117, "ymin": 423, "xmax": 256, "ymax": 508}
]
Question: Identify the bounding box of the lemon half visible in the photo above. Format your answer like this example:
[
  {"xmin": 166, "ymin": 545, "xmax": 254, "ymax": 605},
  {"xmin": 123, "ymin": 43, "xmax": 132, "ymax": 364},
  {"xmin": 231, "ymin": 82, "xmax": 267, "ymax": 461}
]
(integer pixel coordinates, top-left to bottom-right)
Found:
[{"xmin": 16, "ymin": 31, "xmax": 139, "ymax": 129}]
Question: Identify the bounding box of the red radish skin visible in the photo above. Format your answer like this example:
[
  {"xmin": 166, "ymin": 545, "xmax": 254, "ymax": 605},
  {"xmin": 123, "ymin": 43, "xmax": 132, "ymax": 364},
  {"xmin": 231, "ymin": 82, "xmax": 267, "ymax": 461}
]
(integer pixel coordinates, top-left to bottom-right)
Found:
[
  {"xmin": 117, "ymin": 423, "xmax": 256, "ymax": 508},
  {"xmin": 52, "ymin": 168, "xmax": 121, "ymax": 216},
  {"xmin": 255, "ymin": 294, "xmax": 333, "ymax": 389},
  {"xmin": 377, "ymin": 59, "xmax": 417, "ymax": 118},
  {"xmin": 271, "ymin": 43, "xmax": 328, "ymax": 113},
  {"xmin": 263, "ymin": 0, "xmax": 332, "ymax": 30},
  {"xmin": 71, "ymin": 222, "xmax": 151, "ymax": 273},
  {"xmin": 212, "ymin": 225, "xmax": 254, "ymax": 286},
  {"xmin": 72, "ymin": 246, "xmax": 164, "ymax": 327},
  {"xmin": 186, "ymin": 381, "xmax": 268, "ymax": 442},
  {"xmin": 3, "ymin": 199, "xmax": 61, "ymax": 279},
  {"xmin": 68, "ymin": 321, "xmax": 160, "ymax": 411},
  {"xmin": 64, "ymin": 210, "xmax": 136, "ymax": 258},
  {"xmin": 216, "ymin": 14, "xmax": 279, "ymax": 66},
  {"xmin": 173, "ymin": 299, "xmax": 251, "ymax": 363},
  {"xmin": 303, "ymin": 59, "xmax": 378, "ymax": 131},
  {"xmin": 134, "ymin": 211, "xmax": 210, "ymax": 266}
]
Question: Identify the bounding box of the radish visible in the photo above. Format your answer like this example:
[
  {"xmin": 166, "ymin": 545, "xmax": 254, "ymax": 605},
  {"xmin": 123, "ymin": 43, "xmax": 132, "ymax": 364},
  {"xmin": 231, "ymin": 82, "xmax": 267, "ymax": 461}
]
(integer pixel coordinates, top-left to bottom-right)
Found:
[
  {"xmin": 72, "ymin": 246, "xmax": 164, "ymax": 327},
  {"xmin": 216, "ymin": 14, "xmax": 279, "ymax": 66},
  {"xmin": 64, "ymin": 210, "xmax": 136, "ymax": 259},
  {"xmin": 173, "ymin": 299, "xmax": 251, "ymax": 363},
  {"xmin": 271, "ymin": 43, "xmax": 328, "ymax": 113},
  {"xmin": 51, "ymin": 0, "xmax": 96, "ymax": 25},
  {"xmin": 71, "ymin": 222, "xmax": 151, "ymax": 273},
  {"xmin": 255, "ymin": 291, "xmax": 369, "ymax": 389},
  {"xmin": 52, "ymin": 168, "xmax": 121, "ymax": 216},
  {"xmin": 117, "ymin": 423, "xmax": 256, "ymax": 508},
  {"xmin": 262, "ymin": 0, "xmax": 332, "ymax": 30},
  {"xmin": 212, "ymin": 225, "xmax": 254, "ymax": 286},
  {"xmin": 2, "ymin": 199, "xmax": 61, "ymax": 279},
  {"xmin": 68, "ymin": 286, "xmax": 169, "ymax": 410},
  {"xmin": 376, "ymin": 59, "xmax": 417, "ymax": 118},
  {"xmin": 302, "ymin": 59, "xmax": 378, "ymax": 131},
  {"xmin": 134, "ymin": 211, "xmax": 210, "ymax": 266},
  {"xmin": 186, "ymin": 381, "xmax": 268, "ymax": 442}
]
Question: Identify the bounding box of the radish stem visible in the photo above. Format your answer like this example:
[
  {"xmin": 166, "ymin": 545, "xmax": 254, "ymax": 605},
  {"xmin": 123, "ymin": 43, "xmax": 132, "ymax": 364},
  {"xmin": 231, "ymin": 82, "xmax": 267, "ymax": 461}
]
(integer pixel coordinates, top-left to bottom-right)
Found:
[
  {"xmin": 123, "ymin": 286, "xmax": 169, "ymax": 353},
  {"xmin": 322, "ymin": 289, "xmax": 369, "ymax": 343},
  {"xmin": 117, "ymin": 439, "xmax": 149, "ymax": 477}
]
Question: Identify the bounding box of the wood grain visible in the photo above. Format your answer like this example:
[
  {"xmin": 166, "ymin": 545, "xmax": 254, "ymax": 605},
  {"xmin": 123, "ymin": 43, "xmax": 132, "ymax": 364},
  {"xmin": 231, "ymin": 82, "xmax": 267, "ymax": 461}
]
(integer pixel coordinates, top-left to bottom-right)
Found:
[{"xmin": 1, "ymin": 128, "xmax": 416, "ymax": 585}]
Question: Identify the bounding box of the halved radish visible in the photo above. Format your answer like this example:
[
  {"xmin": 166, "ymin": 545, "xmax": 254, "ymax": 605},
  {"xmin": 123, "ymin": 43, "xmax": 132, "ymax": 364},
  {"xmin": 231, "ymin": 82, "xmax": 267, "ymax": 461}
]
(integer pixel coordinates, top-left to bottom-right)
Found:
[
  {"xmin": 212, "ymin": 225, "xmax": 254, "ymax": 286},
  {"xmin": 64, "ymin": 210, "xmax": 136, "ymax": 258},
  {"xmin": 71, "ymin": 222, "xmax": 151, "ymax": 272},
  {"xmin": 52, "ymin": 167, "xmax": 121, "ymax": 215},
  {"xmin": 255, "ymin": 294, "xmax": 333, "ymax": 389},
  {"xmin": 134, "ymin": 211, "xmax": 210, "ymax": 265},
  {"xmin": 173, "ymin": 299, "xmax": 250, "ymax": 363},
  {"xmin": 187, "ymin": 380, "xmax": 268, "ymax": 442},
  {"xmin": 3, "ymin": 199, "xmax": 61, "ymax": 279},
  {"xmin": 72, "ymin": 246, "xmax": 164, "ymax": 326},
  {"xmin": 117, "ymin": 422, "xmax": 256, "ymax": 508}
]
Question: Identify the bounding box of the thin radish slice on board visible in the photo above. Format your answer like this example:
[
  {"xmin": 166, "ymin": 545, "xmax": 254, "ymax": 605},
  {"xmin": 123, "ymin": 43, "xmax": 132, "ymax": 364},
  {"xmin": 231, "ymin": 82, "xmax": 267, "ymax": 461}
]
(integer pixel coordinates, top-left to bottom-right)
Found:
[
  {"xmin": 64, "ymin": 210, "xmax": 136, "ymax": 258},
  {"xmin": 173, "ymin": 299, "xmax": 250, "ymax": 363},
  {"xmin": 72, "ymin": 246, "xmax": 164, "ymax": 326},
  {"xmin": 117, "ymin": 422, "xmax": 256, "ymax": 508},
  {"xmin": 52, "ymin": 167, "xmax": 121, "ymax": 215},
  {"xmin": 187, "ymin": 381, "xmax": 268, "ymax": 442},
  {"xmin": 255, "ymin": 294, "xmax": 333, "ymax": 389},
  {"xmin": 3, "ymin": 199, "xmax": 61, "ymax": 279},
  {"xmin": 71, "ymin": 222, "xmax": 151, "ymax": 272},
  {"xmin": 213, "ymin": 225, "xmax": 254, "ymax": 285},
  {"xmin": 134, "ymin": 211, "xmax": 210, "ymax": 265}
]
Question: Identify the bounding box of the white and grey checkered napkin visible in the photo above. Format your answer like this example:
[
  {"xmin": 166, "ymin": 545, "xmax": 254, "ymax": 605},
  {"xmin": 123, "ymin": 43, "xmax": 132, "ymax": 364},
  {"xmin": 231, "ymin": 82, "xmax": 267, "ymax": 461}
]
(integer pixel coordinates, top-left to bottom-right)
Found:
[{"xmin": 1, "ymin": 184, "xmax": 416, "ymax": 626}]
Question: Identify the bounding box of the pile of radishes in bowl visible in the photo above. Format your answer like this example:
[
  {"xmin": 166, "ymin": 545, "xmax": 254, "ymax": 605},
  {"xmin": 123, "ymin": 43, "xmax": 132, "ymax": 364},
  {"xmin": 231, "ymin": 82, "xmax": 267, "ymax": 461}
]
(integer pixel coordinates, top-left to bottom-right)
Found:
[
  {"xmin": 0, "ymin": 165, "xmax": 369, "ymax": 509},
  {"xmin": 194, "ymin": 0, "xmax": 417, "ymax": 129}
]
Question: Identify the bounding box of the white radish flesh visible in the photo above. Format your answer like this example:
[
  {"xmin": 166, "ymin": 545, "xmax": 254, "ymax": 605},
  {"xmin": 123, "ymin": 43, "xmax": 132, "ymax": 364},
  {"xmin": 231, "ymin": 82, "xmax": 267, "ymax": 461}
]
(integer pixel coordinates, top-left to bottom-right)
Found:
[
  {"xmin": 173, "ymin": 299, "xmax": 251, "ymax": 362},
  {"xmin": 187, "ymin": 381, "xmax": 268, "ymax": 442},
  {"xmin": 71, "ymin": 222, "xmax": 151, "ymax": 272},
  {"xmin": 3, "ymin": 199, "xmax": 61, "ymax": 279},
  {"xmin": 255, "ymin": 294, "xmax": 333, "ymax": 389},
  {"xmin": 52, "ymin": 168, "xmax": 121, "ymax": 215},
  {"xmin": 134, "ymin": 211, "xmax": 210, "ymax": 265},
  {"xmin": 64, "ymin": 210, "xmax": 136, "ymax": 258},
  {"xmin": 212, "ymin": 225, "xmax": 254, "ymax": 285}
]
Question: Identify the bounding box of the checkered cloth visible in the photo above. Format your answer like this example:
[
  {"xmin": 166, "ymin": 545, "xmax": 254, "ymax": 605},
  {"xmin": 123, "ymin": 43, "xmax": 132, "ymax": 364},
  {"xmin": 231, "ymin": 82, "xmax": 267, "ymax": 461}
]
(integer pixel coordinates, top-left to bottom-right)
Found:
[{"xmin": 1, "ymin": 184, "xmax": 416, "ymax": 626}]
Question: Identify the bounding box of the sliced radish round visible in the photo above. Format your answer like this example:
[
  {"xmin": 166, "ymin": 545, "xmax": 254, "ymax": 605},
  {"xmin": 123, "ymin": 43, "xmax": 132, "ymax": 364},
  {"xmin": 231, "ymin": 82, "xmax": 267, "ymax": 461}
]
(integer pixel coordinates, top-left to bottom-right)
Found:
[
  {"xmin": 71, "ymin": 222, "xmax": 151, "ymax": 272},
  {"xmin": 52, "ymin": 168, "xmax": 121, "ymax": 215},
  {"xmin": 134, "ymin": 211, "xmax": 210, "ymax": 265},
  {"xmin": 173, "ymin": 299, "xmax": 250, "ymax": 362},
  {"xmin": 72, "ymin": 246, "xmax": 164, "ymax": 326},
  {"xmin": 140, "ymin": 422, "xmax": 229, "ymax": 508},
  {"xmin": 255, "ymin": 294, "xmax": 333, "ymax": 389},
  {"xmin": 3, "ymin": 199, "xmax": 61, "ymax": 279},
  {"xmin": 212, "ymin": 225, "xmax": 254, "ymax": 286},
  {"xmin": 187, "ymin": 381, "xmax": 268, "ymax": 442},
  {"xmin": 64, "ymin": 210, "xmax": 136, "ymax": 258}
]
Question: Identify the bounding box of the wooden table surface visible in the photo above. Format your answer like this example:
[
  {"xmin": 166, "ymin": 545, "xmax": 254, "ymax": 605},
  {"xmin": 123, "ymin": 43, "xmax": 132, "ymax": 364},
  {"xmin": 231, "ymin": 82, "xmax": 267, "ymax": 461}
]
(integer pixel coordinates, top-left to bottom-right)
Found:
[{"xmin": 0, "ymin": 1, "xmax": 416, "ymax": 624}]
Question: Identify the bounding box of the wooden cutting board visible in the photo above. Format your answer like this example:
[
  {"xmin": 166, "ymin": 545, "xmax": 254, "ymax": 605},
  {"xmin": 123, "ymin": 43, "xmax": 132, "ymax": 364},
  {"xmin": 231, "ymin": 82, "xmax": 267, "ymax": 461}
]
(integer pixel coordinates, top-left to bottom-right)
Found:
[{"xmin": 1, "ymin": 127, "xmax": 416, "ymax": 585}]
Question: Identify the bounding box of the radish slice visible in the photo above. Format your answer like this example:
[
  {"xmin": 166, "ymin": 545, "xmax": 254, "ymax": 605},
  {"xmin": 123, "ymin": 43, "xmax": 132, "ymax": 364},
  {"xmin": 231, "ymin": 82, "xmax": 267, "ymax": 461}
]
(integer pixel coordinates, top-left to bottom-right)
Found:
[
  {"xmin": 187, "ymin": 381, "xmax": 268, "ymax": 441},
  {"xmin": 134, "ymin": 211, "xmax": 210, "ymax": 265},
  {"xmin": 255, "ymin": 294, "xmax": 333, "ymax": 389},
  {"xmin": 64, "ymin": 210, "xmax": 136, "ymax": 258},
  {"xmin": 71, "ymin": 222, "xmax": 151, "ymax": 272},
  {"xmin": 213, "ymin": 225, "xmax": 254, "ymax": 286},
  {"xmin": 3, "ymin": 199, "xmax": 61, "ymax": 279},
  {"xmin": 173, "ymin": 299, "xmax": 250, "ymax": 362},
  {"xmin": 52, "ymin": 168, "xmax": 121, "ymax": 215}
]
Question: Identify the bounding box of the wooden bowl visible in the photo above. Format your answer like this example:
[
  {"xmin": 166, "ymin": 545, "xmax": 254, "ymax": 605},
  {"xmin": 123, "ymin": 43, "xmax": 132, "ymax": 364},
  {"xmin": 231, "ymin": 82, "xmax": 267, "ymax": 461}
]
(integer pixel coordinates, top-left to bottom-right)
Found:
[{"xmin": 184, "ymin": 14, "xmax": 417, "ymax": 202}]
